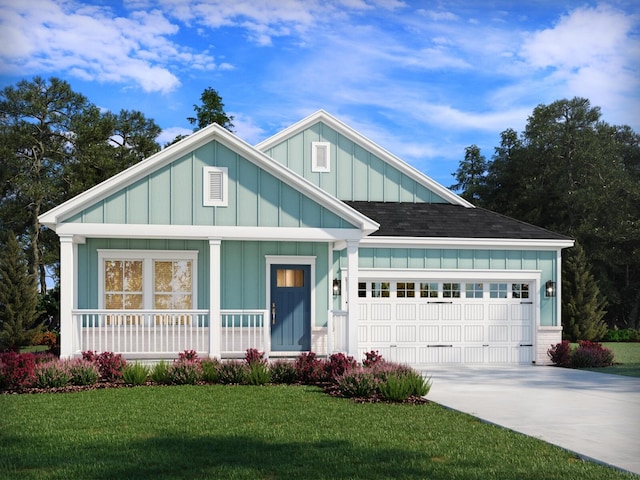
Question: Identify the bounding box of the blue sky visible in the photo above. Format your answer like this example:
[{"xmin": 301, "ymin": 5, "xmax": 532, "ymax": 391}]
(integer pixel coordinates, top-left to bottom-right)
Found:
[{"xmin": 1, "ymin": 0, "xmax": 638, "ymax": 187}]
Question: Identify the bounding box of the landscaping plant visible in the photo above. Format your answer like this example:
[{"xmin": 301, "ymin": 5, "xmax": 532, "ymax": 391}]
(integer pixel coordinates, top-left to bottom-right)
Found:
[
  {"xmin": 548, "ymin": 340, "xmax": 615, "ymax": 368},
  {"xmin": 122, "ymin": 363, "xmax": 150, "ymax": 386}
]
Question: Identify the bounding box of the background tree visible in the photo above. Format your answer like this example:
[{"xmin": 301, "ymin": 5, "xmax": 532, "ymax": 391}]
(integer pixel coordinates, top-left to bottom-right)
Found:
[
  {"xmin": 450, "ymin": 144, "xmax": 487, "ymax": 203},
  {"xmin": 562, "ymin": 242, "xmax": 608, "ymax": 341},
  {"xmin": 0, "ymin": 232, "xmax": 42, "ymax": 351},
  {"xmin": 451, "ymin": 97, "xmax": 640, "ymax": 330},
  {"xmin": 188, "ymin": 87, "xmax": 234, "ymax": 131}
]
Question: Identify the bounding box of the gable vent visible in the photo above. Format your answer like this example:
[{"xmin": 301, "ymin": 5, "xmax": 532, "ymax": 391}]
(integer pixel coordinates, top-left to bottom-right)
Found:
[
  {"xmin": 203, "ymin": 167, "xmax": 228, "ymax": 207},
  {"xmin": 312, "ymin": 142, "xmax": 331, "ymax": 172}
]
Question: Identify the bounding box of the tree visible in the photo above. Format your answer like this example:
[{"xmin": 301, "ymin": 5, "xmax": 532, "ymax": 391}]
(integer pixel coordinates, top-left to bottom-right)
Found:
[
  {"xmin": 562, "ymin": 242, "xmax": 608, "ymax": 341},
  {"xmin": 451, "ymin": 97, "xmax": 640, "ymax": 329},
  {"xmin": 188, "ymin": 87, "xmax": 234, "ymax": 131},
  {"xmin": 0, "ymin": 77, "xmax": 92, "ymax": 293},
  {"xmin": 450, "ymin": 144, "xmax": 487, "ymax": 202},
  {"xmin": 0, "ymin": 232, "xmax": 42, "ymax": 351}
]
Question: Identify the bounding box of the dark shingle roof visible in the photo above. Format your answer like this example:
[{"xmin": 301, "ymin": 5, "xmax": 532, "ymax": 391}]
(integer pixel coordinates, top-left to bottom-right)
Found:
[{"xmin": 344, "ymin": 201, "xmax": 571, "ymax": 240}]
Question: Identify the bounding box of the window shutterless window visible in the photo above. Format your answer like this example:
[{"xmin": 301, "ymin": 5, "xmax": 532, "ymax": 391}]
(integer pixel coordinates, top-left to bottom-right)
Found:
[
  {"xmin": 371, "ymin": 282, "xmax": 390, "ymax": 298},
  {"xmin": 512, "ymin": 283, "xmax": 530, "ymax": 299},
  {"xmin": 420, "ymin": 282, "xmax": 439, "ymax": 298},
  {"xmin": 465, "ymin": 283, "xmax": 483, "ymax": 299},
  {"xmin": 396, "ymin": 282, "xmax": 415, "ymax": 298},
  {"xmin": 443, "ymin": 283, "xmax": 461, "ymax": 298},
  {"xmin": 490, "ymin": 283, "xmax": 508, "ymax": 299}
]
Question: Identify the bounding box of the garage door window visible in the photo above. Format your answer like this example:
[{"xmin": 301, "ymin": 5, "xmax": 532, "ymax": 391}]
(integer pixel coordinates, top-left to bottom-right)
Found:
[
  {"xmin": 490, "ymin": 283, "xmax": 508, "ymax": 298},
  {"xmin": 465, "ymin": 283, "xmax": 484, "ymax": 299},
  {"xmin": 371, "ymin": 282, "xmax": 390, "ymax": 298},
  {"xmin": 420, "ymin": 282, "xmax": 438, "ymax": 298},
  {"xmin": 397, "ymin": 282, "xmax": 415, "ymax": 298},
  {"xmin": 512, "ymin": 283, "xmax": 530, "ymax": 299},
  {"xmin": 443, "ymin": 283, "xmax": 460, "ymax": 298}
]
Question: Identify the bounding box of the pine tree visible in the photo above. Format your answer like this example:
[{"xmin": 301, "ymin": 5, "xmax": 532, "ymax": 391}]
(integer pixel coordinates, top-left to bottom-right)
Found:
[
  {"xmin": 0, "ymin": 232, "xmax": 42, "ymax": 351},
  {"xmin": 562, "ymin": 242, "xmax": 608, "ymax": 341}
]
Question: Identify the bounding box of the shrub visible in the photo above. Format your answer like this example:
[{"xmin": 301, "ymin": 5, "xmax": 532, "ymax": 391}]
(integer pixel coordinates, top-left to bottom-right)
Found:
[
  {"xmin": 247, "ymin": 362, "xmax": 271, "ymax": 385},
  {"xmin": 122, "ymin": 363, "xmax": 150, "ymax": 386},
  {"xmin": 150, "ymin": 361, "xmax": 172, "ymax": 384},
  {"xmin": 571, "ymin": 341, "xmax": 615, "ymax": 368},
  {"xmin": 324, "ymin": 353, "xmax": 357, "ymax": 381},
  {"xmin": 269, "ymin": 360, "xmax": 297, "ymax": 384},
  {"xmin": 68, "ymin": 359, "xmax": 99, "ymax": 386},
  {"xmin": 377, "ymin": 368, "xmax": 431, "ymax": 402},
  {"xmin": 548, "ymin": 340, "xmax": 572, "ymax": 367},
  {"xmin": 82, "ymin": 351, "xmax": 126, "ymax": 382},
  {"xmin": 244, "ymin": 348, "xmax": 267, "ymax": 366},
  {"xmin": 178, "ymin": 349, "xmax": 199, "ymax": 361},
  {"xmin": 218, "ymin": 361, "xmax": 248, "ymax": 385},
  {"xmin": 0, "ymin": 352, "xmax": 37, "ymax": 389},
  {"xmin": 34, "ymin": 360, "xmax": 71, "ymax": 388},
  {"xmin": 32, "ymin": 331, "xmax": 58, "ymax": 351},
  {"xmin": 602, "ymin": 328, "xmax": 640, "ymax": 342},
  {"xmin": 362, "ymin": 350, "xmax": 384, "ymax": 368},
  {"xmin": 200, "ymin": 358, "xmax": 220, "ymax": 383},
  {"xmin": 335, "ymin": 368, "xmax": 377, "ymax": 399},
  {"xmin": 169, "ymin": 359, "xmax": 202, "ymax": 385},
  {"xmin": 294, "ymin": 352, "xmax": 326, "ymax": 384}
]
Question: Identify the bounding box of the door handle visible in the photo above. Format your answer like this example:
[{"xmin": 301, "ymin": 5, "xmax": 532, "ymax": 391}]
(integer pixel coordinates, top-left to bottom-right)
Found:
[{"xmin": 271, "ymin": 302, "xmax": 276, "ymax": 325}]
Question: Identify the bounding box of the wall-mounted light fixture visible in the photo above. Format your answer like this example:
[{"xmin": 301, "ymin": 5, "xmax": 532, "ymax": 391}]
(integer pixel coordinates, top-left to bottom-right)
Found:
[
  {"xmin": 333, "ymin": 278, "xmax": 341, "ymax": 296},
  {"xmin": 545, "ymin": 280, "xmax": 557, "ymax": 297}
]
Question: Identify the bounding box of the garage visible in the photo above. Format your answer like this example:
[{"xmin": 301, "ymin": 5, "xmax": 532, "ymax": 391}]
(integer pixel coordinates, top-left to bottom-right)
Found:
[{"xmin": 355, "ymin": 276, "xmax": 537, "ymax": 365}]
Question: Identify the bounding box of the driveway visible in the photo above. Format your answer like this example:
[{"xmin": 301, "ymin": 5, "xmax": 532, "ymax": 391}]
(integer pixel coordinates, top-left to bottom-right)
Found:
[{"xmin": 420, "ymin": 365, "xmax": 640, "ymax": 475}]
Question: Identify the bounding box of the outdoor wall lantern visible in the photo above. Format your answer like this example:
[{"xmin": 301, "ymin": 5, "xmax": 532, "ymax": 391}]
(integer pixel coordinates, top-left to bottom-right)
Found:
[
  {"xmin": 333, "ymin": 278, "xmax": 342, "ymax": 296},
  {"xmin": 545, "ymin": 280, "xmax": 557, "ymax": 297}
]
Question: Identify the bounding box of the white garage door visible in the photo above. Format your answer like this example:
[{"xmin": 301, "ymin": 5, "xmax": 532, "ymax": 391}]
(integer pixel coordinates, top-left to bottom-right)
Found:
[{"xmin": 356, "ymin": 279, "xmax": 535, "ymax": 365}]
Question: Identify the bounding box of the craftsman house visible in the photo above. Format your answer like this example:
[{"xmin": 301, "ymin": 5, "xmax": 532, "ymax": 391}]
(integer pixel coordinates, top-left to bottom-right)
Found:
[{"xmin": 39, "ymin": 111, "xmax": 573, "ymax": 365}]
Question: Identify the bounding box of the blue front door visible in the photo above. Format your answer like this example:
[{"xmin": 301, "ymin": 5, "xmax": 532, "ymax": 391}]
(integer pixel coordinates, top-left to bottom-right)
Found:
[{"xmin": 270, "ymin": 265, "xmax": 311, "ymax": 352}]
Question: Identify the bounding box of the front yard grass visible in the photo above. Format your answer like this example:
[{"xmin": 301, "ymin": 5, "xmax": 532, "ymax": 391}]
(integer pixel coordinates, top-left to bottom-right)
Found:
[
  {"xmin": 1, "ymin": 385, "xmax": 636, "ymax": 480},
  {"xmin": 585, "ymin": 342, "xmax": 640, "ymax": 377}
]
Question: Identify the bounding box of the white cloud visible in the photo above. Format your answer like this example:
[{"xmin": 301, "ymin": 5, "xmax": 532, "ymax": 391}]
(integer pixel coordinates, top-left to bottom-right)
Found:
[
  {"xmin": 156, "ymin": 126, "xmax": 192, "ymax": 147},
  {"xmin": 0, "ymin": 0, "xmax": 221, "ymax": 93}
]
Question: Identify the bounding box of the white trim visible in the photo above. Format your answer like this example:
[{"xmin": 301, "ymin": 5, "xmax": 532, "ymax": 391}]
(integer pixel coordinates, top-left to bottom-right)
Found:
[
  {"xmin": 97, "ymin": 250, "xmax": 199, "ymax": 310},
  {"xmin": 356, "ymin": 268, "xmax": 542, "ymax": 282},
  {"xmin": 265, "ymin": 255, "xmax": 316, "ymax": 353},
  {"xmin": 203, "ymin": 166, "xmax": 228, "ymax": 207},
  {"xmin": 208, "ymin": 239, "xmax": 222, "ymax": 358},
  {"xmin": 56, "ymin": 223, "xmax": 367, "ymax": 241},
  {"xmin": 38, "ymin": 122, "xmax": 378, "ymax": 235},
  {"xmin": 311, "ymin": 141, "xmax": 331, "ymax": 172},
  {"xmin": 361, "ymin": 236, "xmax": 575, "ymax": 250},
  {"xmin": 256, "ymin": 110, "xmax": 474, "ymax": 208},
  {"xmin": 59, "ymin": 235, "xmax": 75, "ymax": 359}
]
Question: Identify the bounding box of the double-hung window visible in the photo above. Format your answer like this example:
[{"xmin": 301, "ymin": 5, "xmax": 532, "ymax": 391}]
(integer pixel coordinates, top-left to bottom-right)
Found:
[{"xmin": 99, "ymin": 251, "xmax": 198, "ymax": 324}]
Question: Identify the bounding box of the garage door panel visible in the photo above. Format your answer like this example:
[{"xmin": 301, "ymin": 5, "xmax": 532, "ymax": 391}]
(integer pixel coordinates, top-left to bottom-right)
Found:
[
  {"xmin": 488, "ymin": 347, "xmax": 509, "ymax": 363},
  {"xmin": 358, "ymin": 325, "xmax": 368, "ymax": 342},
  {"xmin": 487, "ymin": 304, "xmax": 509, "ymax": 321},
  {"xmin": 359, "ymin": 304, "xmax": 368, "ymax": 320},
  {"xmin": 488, "ymin": 325, "xmax": 509, "ymax": 342},
  {"xmin": 396, "ymin": 325, "xmax": 416, "ymax": 342},
  {"xmin": 371, "ymin": 304, "xmax": 391, "ymax": 321},
  {"xmin": 465, "ymin": 347, "xmax": 485, "ymax": 363},
  {"xmin": 464, "ymin": 325, "xmax": 483, "ymax": 342},
  {"xmin": 393, "ymin": 347, "xmax": 417, "ymax": 365},
  {"xmin": 441, "ymin": 325, "xmax": 462, "ymax": 342},
  {"xmin": 511, "ymin": 325, "xmax": 532, "ymax": 342},
  {"xmin": 419, "ymin": 304, "xmax": 439, "ymax": 321},
  {"xmin": 512, "ymin": 304, "xmax": 532, "ymax": 321},
  {"xmin": 464, "ymin": 304, "xmax": 484, "ymax": 321},
  {"xmin": 420, "ymin": 346, "xmax": 462, "ymax": 363},
  {"xmin": 419, "ymin": 325, "xmax": 439, "ymax": 342},
  {"xmin": 512, "ymin": 346, "xmax": 533, "ymax": 363},
  {"xmin": 371, "ymin": 325, "xmax": 391, "ymax": 342},
  {"xmin": 441, "ymin": 304, "xmax": 461, "ymax": 320},
  {"xmin": 396, "ymin": 304, "xmax": 416, "ymax": 321}
]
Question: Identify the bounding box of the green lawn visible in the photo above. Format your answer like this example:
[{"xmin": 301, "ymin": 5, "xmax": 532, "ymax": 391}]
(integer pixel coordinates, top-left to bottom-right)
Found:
[
  {"xmin": 585, "ymin": 342, "xmax": 640, "ymax": 377},
  {"xmin": 1, "ymin": 385, "xmax": 636, "ymax": 480}
]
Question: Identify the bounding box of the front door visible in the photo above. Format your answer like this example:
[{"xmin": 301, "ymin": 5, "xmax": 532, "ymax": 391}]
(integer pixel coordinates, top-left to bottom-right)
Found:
[{"xmin": 270, "ymin": 265, "xmax": 311, "ymax": 352}]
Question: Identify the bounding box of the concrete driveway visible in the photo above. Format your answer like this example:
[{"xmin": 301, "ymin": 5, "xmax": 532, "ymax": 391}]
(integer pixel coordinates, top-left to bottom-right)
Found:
[{"xmin": 420, "ymin": 365, "xmax": 640, "ymax": 475}]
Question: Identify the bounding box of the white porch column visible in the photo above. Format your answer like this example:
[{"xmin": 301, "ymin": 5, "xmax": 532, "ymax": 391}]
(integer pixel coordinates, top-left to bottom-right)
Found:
[
  {"xmin": 59, "ymin": 235, "xmax": 75, "ymax": 359},
  {"xmin": 208, "ymin": 239, "xmax": 222, "ymax": 359},
  {"xmin": 346, "ymin": 240, "xmax": 360, "ymax": 357}
]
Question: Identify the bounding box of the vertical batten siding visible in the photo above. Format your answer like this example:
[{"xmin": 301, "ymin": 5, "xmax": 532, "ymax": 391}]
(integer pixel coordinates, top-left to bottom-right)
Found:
[{"xmin": 263, "ymin": 121, "xmax": 449, "ymax": 204}]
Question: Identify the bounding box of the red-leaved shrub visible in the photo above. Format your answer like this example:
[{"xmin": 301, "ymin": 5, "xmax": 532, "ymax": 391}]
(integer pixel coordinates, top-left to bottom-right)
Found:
[
  {"xmin": 82, "ymin": 351, "xmax": 126, "ymax": 382},
  {"xmin": 547, "ymin": 340, "xmax": 572, "ymax": 367},
  {"xmin": 0, "ymin": 352, "xmax": 37, "ymax": 389},
  {"xmin": 294, "ymin": 352, "xmax": 327, "ymax": 384},
  {"xmin": 324, "ymin": 353, "xmax": 357, "ymax": 380},
  {"xmin": 571, "ymin": 341, "xmax": 614, "ymax": 368},
  {"xmin": 362, "ymin": 350, "xmax": 384, "ymax": 368}
]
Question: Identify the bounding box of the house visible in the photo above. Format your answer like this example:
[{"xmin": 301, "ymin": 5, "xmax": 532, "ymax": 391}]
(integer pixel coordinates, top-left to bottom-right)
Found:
[{"xmin": 39, "ymin": 111, "xmax": 573, "ymax": 366}]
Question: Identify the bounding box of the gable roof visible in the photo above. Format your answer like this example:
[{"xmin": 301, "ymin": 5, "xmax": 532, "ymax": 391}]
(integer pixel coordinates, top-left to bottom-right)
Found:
[
  {"xmin": 255, "ymin": 110, "xmax": 474, "ymax": 208},
  {"xmin": 39, "ymin": 123, "xmax": 379, "ymax": 235},
  {"xmin": 345, "ymin": 201, "xmax": 573, "ymax": 241}
]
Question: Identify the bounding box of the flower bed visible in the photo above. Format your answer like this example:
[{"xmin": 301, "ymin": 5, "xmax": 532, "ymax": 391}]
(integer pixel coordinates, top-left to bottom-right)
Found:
[{"xmin": 0, "ymin": 349, "xmax": 431, "ymax": 403}]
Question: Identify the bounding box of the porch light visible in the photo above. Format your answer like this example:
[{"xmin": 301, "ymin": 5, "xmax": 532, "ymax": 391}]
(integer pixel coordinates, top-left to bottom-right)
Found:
[
  {"xmin": 545, "ymin": 280, "xmax": 556, "ymax": 297},
  {"xmin": 333, "ymin": 278, "xmax": 341, "ymax": 296}
]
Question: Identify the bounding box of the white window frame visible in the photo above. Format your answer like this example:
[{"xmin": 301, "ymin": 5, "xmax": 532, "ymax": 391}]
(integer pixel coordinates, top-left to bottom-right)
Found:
[
  {"xmin": 203, "ymin": 166, "xmax": 228, "ymax": 207},
  {"xmin": 98, "ymin": 250, "xmax": 198, "ymax": 309},
  {"xmin": 311, "ymin": 142, "xmax": 331, "ymax": 173}
]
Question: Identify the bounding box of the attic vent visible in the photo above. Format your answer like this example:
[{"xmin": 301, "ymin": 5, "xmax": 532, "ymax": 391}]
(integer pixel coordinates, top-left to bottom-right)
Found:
[
  {"xmin": 312, "ymin": 142, "xmax": 331, "ymax": 172},
  {"xmin": 203, "ymin": 167, "xmax": 228, "ymax": 207}
]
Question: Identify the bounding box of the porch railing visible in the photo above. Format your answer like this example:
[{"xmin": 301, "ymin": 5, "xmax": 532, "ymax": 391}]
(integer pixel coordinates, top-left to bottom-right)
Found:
[{"xmin": 72, "ymin": 309, "xmax": 269, "ymax": 359}]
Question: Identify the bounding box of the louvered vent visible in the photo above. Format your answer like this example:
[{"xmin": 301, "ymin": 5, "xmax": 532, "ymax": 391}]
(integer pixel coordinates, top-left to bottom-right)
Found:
[
  {"xmin": 312, "ymin": 142, "xmax": 331, "ymax": 172},
  {"xmin": 203, "ymin": 167, "xmax": 228, "ymax": 206}
]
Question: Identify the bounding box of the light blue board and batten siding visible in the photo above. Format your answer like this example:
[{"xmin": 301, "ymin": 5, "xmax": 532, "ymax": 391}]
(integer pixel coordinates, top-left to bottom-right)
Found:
[
  {"xmin": 262, "ymin": 122, "xmax": 448, "ymax": 203},
  {"xmin": 65, "ymin": 140, "xmax": 354, "ymax": 229},
  {"xmin": 334, "ymin": 248, "xmax": 558, "ymax": 327},
  {"xmin": 76, "ymin": 239, "xmax": 330, "ymax": 328}
]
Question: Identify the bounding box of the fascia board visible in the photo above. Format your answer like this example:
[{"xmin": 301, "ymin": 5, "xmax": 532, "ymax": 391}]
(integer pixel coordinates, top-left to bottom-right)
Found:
[
  {"xmin": 256, "ymin": 110, "xmax": 474, "ymax": 208},
  {"xmin": 55, "ymin": 223, "xmax": 367, "ymax": 242},
  {"xmin": 361, "ymin": 236, "xmax": 575, "ymax": 250}
]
